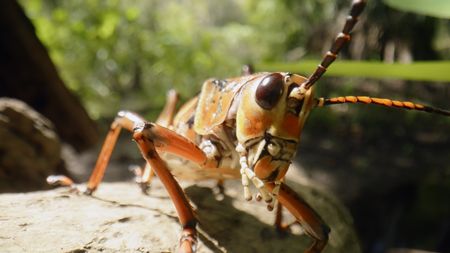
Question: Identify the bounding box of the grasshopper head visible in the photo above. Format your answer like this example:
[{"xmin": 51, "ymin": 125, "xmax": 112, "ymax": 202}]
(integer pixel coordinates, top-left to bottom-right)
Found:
[{"xmin": 236, "ymin": 72, "xmax": 315, "ymax": 182}]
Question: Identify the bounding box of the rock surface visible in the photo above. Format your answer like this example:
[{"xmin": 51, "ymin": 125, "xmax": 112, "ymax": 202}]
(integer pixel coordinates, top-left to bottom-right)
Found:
[
  {"xmin": 0, "ymin": 175, "xmax": 360, "ymax": 253},
  {"xmin": 0, "ymin": 98, "xmax": 65, "ymax": 192}
]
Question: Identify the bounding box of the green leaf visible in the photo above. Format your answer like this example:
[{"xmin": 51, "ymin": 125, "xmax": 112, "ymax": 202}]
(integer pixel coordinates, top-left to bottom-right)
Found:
[
  {"xmin": 256, "ymin": 61, "xmax": 450, "ymax": 82},
  {"xmin": 383, "ymin": 0, "xmax": 450, "ymax": 19}
]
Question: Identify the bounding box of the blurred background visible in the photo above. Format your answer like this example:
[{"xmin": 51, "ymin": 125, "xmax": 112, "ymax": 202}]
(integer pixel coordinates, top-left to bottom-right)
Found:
[{"xmin": 1, "ymin": 0, "xmax": 449, "ymax": 252}]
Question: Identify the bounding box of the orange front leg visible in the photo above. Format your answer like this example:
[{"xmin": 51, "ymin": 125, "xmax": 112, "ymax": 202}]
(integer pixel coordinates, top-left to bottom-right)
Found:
[
  {"xmin": 48, "ymin": 111, "xmax": 209, "ymax": 194},
  {"xmin": 133, "ymin": 126, "xmax": 198, "ymax": 253},
  {"xmin": 136, "ymin": 89, "xmax": 179, "ymax": 192},
  {"xmin": 267, "ymin": 182, "xmax": 330, "ymax": 253},
  {"xmin": 51, "ymin": 115, "xmax": 208, "ymax": 252},
  {"xmin": 48, "ymin": 90, "xmax": 182, "ymax": 194}
]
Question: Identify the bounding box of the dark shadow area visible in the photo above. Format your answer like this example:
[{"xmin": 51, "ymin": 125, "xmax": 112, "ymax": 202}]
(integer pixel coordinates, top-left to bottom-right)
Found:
[
  {"xmin": 297, "ymin": 98, "xmax": 450, "ymax": 253},
  {"xmin": 185, "ymin": 185, "xmax": 310, "ymax": 253}
]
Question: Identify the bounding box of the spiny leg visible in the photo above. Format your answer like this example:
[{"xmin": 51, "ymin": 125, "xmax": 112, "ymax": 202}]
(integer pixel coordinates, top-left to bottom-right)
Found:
[
  {"xmin": 267, "ymin": 182, "xmax": 330, "ymax": 253},
  {"xmin": 133, "ymin": 123, "xmax": 210, "ymax": 253},
  {"xmin": 136, "ymin": 89, "xmax": 180, "ymax": 193}
]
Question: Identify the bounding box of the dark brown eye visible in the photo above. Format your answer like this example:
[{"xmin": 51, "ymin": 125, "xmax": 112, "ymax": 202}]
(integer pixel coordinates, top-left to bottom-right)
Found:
[{"xmin": 255, "ymin": 73, "xmax": 284, "ymax": 110}]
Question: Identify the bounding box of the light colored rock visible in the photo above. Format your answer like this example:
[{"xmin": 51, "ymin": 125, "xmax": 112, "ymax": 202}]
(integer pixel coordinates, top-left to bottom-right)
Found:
[{"xmin": 0, "ymin": 175, "xmax": 361, "ymax": 253}]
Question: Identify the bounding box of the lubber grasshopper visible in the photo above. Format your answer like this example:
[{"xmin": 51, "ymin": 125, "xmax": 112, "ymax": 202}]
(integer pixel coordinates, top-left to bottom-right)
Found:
[{"xmin": 47, "ymin": 0, "xmax": 450, "ymax": 252}]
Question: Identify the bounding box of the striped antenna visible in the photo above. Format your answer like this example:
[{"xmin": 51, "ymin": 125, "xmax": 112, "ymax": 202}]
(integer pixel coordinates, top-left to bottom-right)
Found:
[
  {"xmin": 316, "ymin": 96, "xmax": 450, "ymax": 116},
  {"xmin": 302, "ymin": 0, "xmax": 367, "ymax": 90}
]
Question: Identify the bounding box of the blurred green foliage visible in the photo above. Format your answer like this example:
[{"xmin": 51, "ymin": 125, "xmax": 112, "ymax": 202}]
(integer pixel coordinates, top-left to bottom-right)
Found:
[
  {"xmin": 21, "ymin": 0, "xmax": 338, "ymax": 119},
  {"xmin": 20, "ymin": 0, "xmax": 449, "ymax": 120}
]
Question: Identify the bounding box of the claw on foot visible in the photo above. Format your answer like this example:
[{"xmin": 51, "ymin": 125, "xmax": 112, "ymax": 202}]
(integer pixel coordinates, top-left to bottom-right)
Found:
[
  {"xmin": 46, "ymin": 175, "xmax": 94, "ymax": 195},
  {"xmin": 46, "ymin": 175, "xmax": 74, "ymax": 187},
  {"xmin": 177, "ymin": 228, "xmax": 197, "ymax": 253}
]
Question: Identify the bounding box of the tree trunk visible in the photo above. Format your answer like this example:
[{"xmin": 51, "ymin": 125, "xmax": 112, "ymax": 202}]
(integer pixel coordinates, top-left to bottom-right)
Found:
[{"xmin": 0, "ymin": 0, "xmax": 98, "ymax": 151}]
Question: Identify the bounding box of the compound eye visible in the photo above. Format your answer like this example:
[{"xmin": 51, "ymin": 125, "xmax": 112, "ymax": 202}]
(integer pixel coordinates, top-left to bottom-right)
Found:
[{"xmin": 255, "ymin": 73, "xmax": 284, "ymax": 110}]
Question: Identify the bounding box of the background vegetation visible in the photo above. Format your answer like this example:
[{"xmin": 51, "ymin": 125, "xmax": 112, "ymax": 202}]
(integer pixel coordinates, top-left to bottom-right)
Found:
[
  {"xmin": 22, "ymin": 0, "xmax": 449, "ymax": 119},
  {"xmin": 22, "ymin": 0, "xmax": 327, "ymax": 119},
  {"xmin": 19, "ymin": 0, "xmax": 450, "ymax": 252}
]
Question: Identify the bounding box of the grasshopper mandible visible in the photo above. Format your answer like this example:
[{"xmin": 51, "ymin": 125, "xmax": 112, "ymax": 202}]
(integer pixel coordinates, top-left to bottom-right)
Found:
[{"xmin": 47, "ymin": 0, "xmax": 450, "ymax": 252}]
